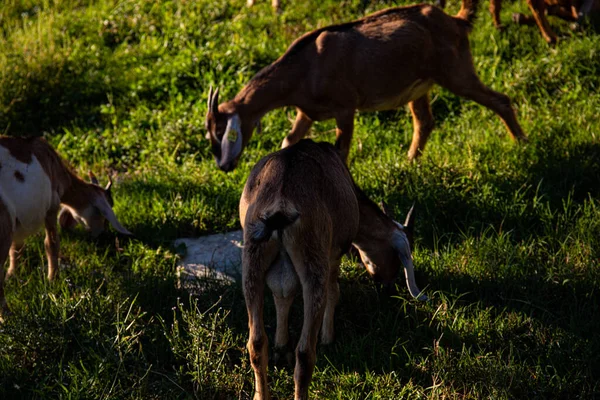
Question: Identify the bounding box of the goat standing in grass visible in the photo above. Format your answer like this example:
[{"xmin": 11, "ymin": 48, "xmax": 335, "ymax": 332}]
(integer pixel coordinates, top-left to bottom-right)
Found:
[
  {"xmin": 240, "ymin": 139, "xmax": 426, "ymax": 400},
  {"xmin": 206, "ymin": 0, "xmax": 527, "ymax": 172},
  {"xmin": 0, "ymin": 136, "xmax": 131, "ymax": 319}
]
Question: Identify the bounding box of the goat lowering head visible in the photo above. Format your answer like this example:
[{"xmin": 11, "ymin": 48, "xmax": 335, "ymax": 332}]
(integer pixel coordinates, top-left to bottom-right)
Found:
[
  {"xmin": 353, "ymin": 202, "xmax": 427, "ymax": 300},
  {"xmin": 205, "ymin": 87, "xmax": 247, "ymax": 172},
  {"xmin": 59, "ymin": 172, "xmax": 131, "ymax": 238}
]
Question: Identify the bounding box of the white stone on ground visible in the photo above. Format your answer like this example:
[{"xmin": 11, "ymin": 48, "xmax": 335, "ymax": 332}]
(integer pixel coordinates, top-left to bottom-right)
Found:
[{"xmin": 174, "ymin": 230, "xmax": 243, "ymax": 292}]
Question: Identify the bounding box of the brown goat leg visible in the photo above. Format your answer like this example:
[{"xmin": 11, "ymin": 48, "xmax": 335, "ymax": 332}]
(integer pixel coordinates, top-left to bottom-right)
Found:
[
  {"xmin": 244, "ymin": 242, "xmax": 278, "ymax": 400},
  {"xmin": 407, "ymin": 95, "xmax": 435, "ymax": 161},
  {"xmin": 334, "ymin": 112, "xmax": 355, "ymax": 164},
  {"xmin": 440, "ymin": 66, "xmax": 527, "ymax": 143},
  {"xmin": 6, "ymin": 242, "xmax": 23, "ymax": 279},
  {"xmin": 282, "ymin": 110, "xmax": 313, "ymax": 149},
  {"xmin": 0, "ymin": 237, "xmax": 11, "ymax": 319},
  {"xmin": 320, "ymin": 257, "xmax": 341, "ymax": 345},
  {"xmin": 44, "ymin": 210, "xmax": 60, "ymax": 281},
  {"xmin": 490, "ymin": 0, "xmax": 504, "ymax": 28},
  {"xmin": 272, "ymin": 292, "xmax": 295, "ymax": 365},
  {"xmin": 288, "ymin": 246, "xmax": 328, "ymax": 400},
  {"xmin": 527, "ymin": 0, "xmax": 558, "ymax": 43}
]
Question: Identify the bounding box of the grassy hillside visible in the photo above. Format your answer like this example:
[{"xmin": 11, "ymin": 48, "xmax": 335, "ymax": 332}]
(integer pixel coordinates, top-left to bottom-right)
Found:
[{"xmin": 1, "ymin": 0, "xmax": 599, "ymax": 398}]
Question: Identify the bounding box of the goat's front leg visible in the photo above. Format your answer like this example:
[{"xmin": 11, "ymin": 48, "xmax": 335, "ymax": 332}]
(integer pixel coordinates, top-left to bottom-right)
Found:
[
  {"xmin": 244, "ymin": 241, "xmax": 279, "ymax": 400},
  {"xmin": 0, "ymin": 234, "xmax": 12, "ymax": 319},
  {"xmin": 6, "ymin": 242, "xmax": 23, "ymax": 280},
  {"xmin": 44, "ymin": 210, "xmax": 60, "ymax": 281},
  {"xmin": 334, "ymin": 111, "xmax": 355, "ymax": 164},
  {"xmin": 320, "ymin": 256, "xmax": 341, "ymax": 345},
  {"xmin": 282, "ymin": 110, "xmax": 313, "ymax": 149},
  {"xmin": 407, "ymin": 95, "xmax": 435, "ymax": 161}
]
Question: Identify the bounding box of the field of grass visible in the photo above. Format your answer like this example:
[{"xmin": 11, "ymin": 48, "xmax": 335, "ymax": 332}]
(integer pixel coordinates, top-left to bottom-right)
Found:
[{"xmin": 1, "ymin": 0, "xmax": 599, "ymax": 398}]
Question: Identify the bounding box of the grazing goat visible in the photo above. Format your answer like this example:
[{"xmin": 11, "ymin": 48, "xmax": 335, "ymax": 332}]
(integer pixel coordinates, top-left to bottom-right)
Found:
[
  {"xmin": 488, "ymin": 0, "xmax": 598, "ymax": 43},
  {"xmin": 206, "ymin": 0, "xmax": 527, "ymax": 172},
  {"xmin": 240, "ymin": 139, "xmax": 426, "ymax": 400},
  {"xmin": 0, "ymin": 136, "xmax": 131, "ymax": 319}
]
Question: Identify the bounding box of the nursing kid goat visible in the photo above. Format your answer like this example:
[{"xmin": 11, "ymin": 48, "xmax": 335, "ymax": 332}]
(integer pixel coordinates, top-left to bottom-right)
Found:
[
  {"xmin": 206, "ymin": 0, "xmax": 527, "ymax": 172},
  {"xmin": 0, "ymin": 136, "xmax": 131, "ymax": 319},
  {"xmin": 240, "ymin": 139, "xmax": 426, "ymax": 400}
]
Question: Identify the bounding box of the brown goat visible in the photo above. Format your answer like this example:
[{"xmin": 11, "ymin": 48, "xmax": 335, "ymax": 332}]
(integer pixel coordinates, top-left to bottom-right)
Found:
[
  {"xmin": 487, "ymin": 0, "xmax": 598, "ymax": 43},
  {"xmin": 0, "ymin": 136, "xmax": 131, "ymax": 319},
  {"xmin": 206, "ymin": 0, "xmax": 527, "ymax": 172},
  {"xmin": 240, "ymin": 139, "xmax": 426, "ymax": 399}
]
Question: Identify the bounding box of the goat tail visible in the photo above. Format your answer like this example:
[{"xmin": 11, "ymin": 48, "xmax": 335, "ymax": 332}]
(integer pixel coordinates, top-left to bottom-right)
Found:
[
  {"xmin": 455, "ymin": 0, "xmax": 480, "ymax": 28},
  {"xmin": 248, "ymin": 210, "xmax": 300, "ymax": 243}
]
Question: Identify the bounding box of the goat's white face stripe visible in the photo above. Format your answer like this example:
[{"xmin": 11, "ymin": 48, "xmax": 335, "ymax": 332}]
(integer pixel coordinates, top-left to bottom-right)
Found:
[
  {"xmin": 0, "ymin": 146, "xmax": 54, "ymax": 243},
  {"xmin": 220, "ymin": 114, "xmax": 243, "ymax": 165}
]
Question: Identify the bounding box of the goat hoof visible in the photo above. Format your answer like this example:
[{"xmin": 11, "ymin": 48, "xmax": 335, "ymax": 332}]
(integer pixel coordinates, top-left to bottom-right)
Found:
[{"xmin": 273, "ymin": 346, "xmax": 294, "ymax": 368}]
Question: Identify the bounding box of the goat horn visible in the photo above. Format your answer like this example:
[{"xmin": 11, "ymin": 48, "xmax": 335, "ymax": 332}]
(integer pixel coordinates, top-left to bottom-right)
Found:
[
  {"xmin": 404, "ymin": 203, "xmax": 415, "ymax": 228},
  {"xmin": 105, "ymin": 175, "xmax": 113, "ymax": 191},
  {"xmin": 89, "ymin": 171, "xmax": 99, "ymax": 185},
  {"xmin": 207, "ymin": 85, "xmax": 214, "ymax": 112},
  {"xmin": 210, "ymin": 87, "xmax": 220, "ymax": 115}
]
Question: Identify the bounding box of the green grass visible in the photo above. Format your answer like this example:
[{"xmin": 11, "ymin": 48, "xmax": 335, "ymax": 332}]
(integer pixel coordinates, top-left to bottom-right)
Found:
[{"xmin": 1, "ymin": 0, "xmax": 599, "ymax": 398}]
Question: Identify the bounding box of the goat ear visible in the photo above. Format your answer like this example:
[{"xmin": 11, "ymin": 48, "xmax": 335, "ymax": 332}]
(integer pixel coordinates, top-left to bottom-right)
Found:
[
  {"xmin": 94, "ymin": 197, "xmax": 133, "ymax": 236},
  {"xmin": 58, "ymin": 207, "xmax": 78, "ymax": 230},
  {"xmin": 88, "ymin": 171, "xmax": 99, "ymax": 185}
]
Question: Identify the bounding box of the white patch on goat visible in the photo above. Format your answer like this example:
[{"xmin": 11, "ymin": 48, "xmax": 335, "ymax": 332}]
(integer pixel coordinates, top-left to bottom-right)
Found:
[{"xmin": 0, "ymin": 146, "xmax": 54, "ymax": 244}]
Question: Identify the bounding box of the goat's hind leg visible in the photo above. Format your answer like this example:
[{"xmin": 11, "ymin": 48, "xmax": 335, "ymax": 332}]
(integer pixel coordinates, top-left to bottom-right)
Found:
[
  {"xmin": 244, "ymin": 240, "xmax": 279, "ymax": 400},
  {"xmin": 438, "ymin": 57, "xmax": 527, "ymax": 143},
  {"xmin": 320, "ymin": 255, "xmax": 341, "ymax": 345},
  {"xmin": 266, "ymin": 251, "xmax": 299, "ymax": 367},
  {"xmin": 286, "ymin": 243, "xmax": 329, "ymax": 400}
]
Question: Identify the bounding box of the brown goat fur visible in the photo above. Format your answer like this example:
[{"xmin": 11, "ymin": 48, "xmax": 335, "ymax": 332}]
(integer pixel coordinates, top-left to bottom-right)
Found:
[
  {"xmin": 206, "ymin": 0, "xmax": 526, "ymax": 172},
  {"xmin": 240, "ymin": 139, "xmax": 425, "ymax": 399}
]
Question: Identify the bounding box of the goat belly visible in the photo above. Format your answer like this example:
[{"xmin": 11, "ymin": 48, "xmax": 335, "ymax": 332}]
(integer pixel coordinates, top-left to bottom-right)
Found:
[{"xmin": 0, "ymin": 148, "xmax": 53, "ymax": 243}]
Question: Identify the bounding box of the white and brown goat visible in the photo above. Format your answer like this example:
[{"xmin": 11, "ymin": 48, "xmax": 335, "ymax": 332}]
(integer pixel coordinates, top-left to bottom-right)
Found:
[
  {"xmin": 0, "ymin": 136, "xmax": 131, "ymax": 318},
  {"xmin": 240, "ymin": 139, "xmax": 426, "ymax": 400},
  {"xmin": 206, "ymin": 0, "xmax": 527, "ymax": 172}
]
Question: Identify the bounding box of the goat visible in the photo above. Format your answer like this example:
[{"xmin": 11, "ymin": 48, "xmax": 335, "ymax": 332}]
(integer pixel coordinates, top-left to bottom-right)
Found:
[
  {"xmin": 0, "ymin": 136, "xmax": 131, "ymax": 319},
  {"xmin": 488, "ymin": 0, "xmax": 598, "ymax": 43},
  {"xmin": 205, "ymin": 0, "xmax": 527, "ymax": 172},
  {"xmin": 240, "ymin": 139, "xmax": 426, "ymax": 400}
]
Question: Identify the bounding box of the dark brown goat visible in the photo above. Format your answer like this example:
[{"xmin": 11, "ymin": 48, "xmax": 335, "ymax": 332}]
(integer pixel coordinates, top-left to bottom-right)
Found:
[
  {"xmin": 206, "ymin": 0, "xmax": 527, "ymax": 172},
  {"xmin": 240, "ymin": 140, "xmax": 426, "ymax": 399}
]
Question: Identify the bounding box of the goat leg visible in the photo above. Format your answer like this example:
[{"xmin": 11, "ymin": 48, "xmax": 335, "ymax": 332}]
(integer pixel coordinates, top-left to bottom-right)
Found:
[{"xmin": 407, "ymin": 95, "xmax": 435, "ymax": 161}]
